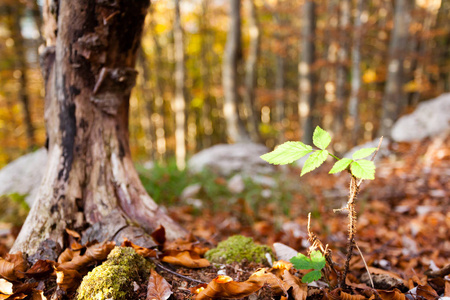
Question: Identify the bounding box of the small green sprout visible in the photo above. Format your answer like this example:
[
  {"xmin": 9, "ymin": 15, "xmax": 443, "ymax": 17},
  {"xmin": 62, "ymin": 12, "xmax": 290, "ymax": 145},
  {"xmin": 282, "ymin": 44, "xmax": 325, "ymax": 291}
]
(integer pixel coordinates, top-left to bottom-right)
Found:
[
  {"xmin": 260, "ymin": 126, "xmax": 376, "ymax": 180},
  {"xmin": 290, "ymin": 250, "xmax": 326, "ymax": 283}
]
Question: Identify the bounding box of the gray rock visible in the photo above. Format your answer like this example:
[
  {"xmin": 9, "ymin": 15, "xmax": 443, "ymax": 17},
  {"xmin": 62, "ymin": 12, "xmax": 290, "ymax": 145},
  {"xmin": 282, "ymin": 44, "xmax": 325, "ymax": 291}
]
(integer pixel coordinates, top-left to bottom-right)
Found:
[
  {"xmin": 0, "ymin": 148, "xmax": 47, "ymax": 206},
  {"xmin": 228, "ymin": 174, "xmax": 245, "ymax": 194},
  {"xmin": 391, "ymin": 93, "xmax": 450, "ymax": 142},
  {"xmin": 187, "ymin": 143, "xmax": 275, "ymax": 176}
]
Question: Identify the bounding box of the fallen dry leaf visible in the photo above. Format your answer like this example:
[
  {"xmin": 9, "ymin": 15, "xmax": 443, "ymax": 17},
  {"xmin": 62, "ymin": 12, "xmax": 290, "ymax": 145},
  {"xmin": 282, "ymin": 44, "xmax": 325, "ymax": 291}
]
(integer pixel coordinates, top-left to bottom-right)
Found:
[
  {"xmin": 163, "ymin": 233, "xmax": 209, "ymax": 256},
  {"xmin": 122, "ymin": 238, "xmax": 157, "ymax": 258},
  {"xmin": 340, "ymin": 290, "xmax": 366, "ymax": 300},
  {"xmin": 247, "ymin": 268, "xmax": 289, "ymax": 296},
  {"xmin": 194, "ymin": 275, "xmax": 264, "ymax": 300},
  {"xmin": 0, "ymin": 252, "xmax": 27, "ymax": 281},
  {"xmin": 24, "ymin": 260, "xmax": 56, "ymax": 279},
  {"xmin": 146, "ymin": 269, "xmax": 172, "ymax": 300},
  {"xmin": 55, "ymin": 267, "xmax": 82, "ymax": 292},
  {"xmin": 0, "ymin": 278, "xmax": 13, "ymax": 295},
  {"xmin": 282, "ymin": 270, "xmax": 307, "ymax": 300},
  {"xmin": 162, "ymin": 251, "xmax": 210, "ymax": 268},
  {"xmin": 416, "ymin": 284, "xmax": 439, "ymax": 300},
  {"xmin": 58, "ymin": 241, "xmax": 115, "ymax": 272},
  {"xmin": 151, "ymin": 225, "xmax": 166, "ymax": 246},
  {"xmin": 65, "ymin": 229, "xmax": 81, "ymax": 240},
  {"xmin": 377, "ymin": 288, "xmax": 406, "ymax": 300},
  {"xmin": 31, "ymin": 290, "xmax": 47, "ymax": 300}
]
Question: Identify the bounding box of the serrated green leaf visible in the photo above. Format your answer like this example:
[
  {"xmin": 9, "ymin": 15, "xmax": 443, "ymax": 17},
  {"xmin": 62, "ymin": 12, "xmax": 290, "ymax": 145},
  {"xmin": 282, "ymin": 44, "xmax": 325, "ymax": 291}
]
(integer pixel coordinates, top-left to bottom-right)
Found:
[
  {"xmin": 312, "ymin": 126, "xmax": 331, "ymax": 150},
  {"xmin": 290, "ymin": 253, "xmax": 314, "ymax": 270},
  {"xmin": 302, "ymin": 270, "xmax": 322, "ymax": 283},
  {"xmin": 309, "ymin": 250, "xmax": 326, "ymax": 270},
  {"xmin": 350, "ymin": 159, "xmax": 375, "ymax": 180},
  {"xmin": 352, "ymin": 147, "xmax": 377, "ymax": 160},
  {"xmin": 301, "ymin": 150, "xmax": 328, "ymax": 176},
  {"xmin": 329, "ymin": 158, "xmax": 353, "ymax": 174},
  {"xmin": 260, "ymin": 142, "xmax": 313, "ymax": 165}
]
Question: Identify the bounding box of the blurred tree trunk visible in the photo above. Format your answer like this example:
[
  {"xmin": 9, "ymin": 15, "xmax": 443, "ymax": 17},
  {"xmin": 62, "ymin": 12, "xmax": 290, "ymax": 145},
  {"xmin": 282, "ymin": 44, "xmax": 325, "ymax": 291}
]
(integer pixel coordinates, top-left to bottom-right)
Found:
[
  {"xmin": 334, "ymin": 0, "xmax": 350, "ymax": 143},
  {"xmin": 379, "ymin": 0, "xmax": 411, "ymax": 137},
  {"xmin": 173, "ymin": 0, "xmax": 186, "ymax": 169},
  {"xmin": 137, "ymin": 50, "xmax": 156, "ymax": 159},
  {"xmin": 149, "ymin": 8, "xmax": 167, "ymax": 162},
  {"xmin": 8, "ymin": 3, "xmax": 35, "ymax": 149},
  {"xmin": 298, "ymin": 0, "xmax": 316, "ymax": 145},
  {"xmin": 242, "ymin": 0, "xmax": 260, "ymax": 142},
  {"xmin": 200, "ymin": 0, "xmax": 213, "ymax": 148},
  {"xmin": 273, "ymin": 2, "xmax": 285, "ymax": 144},
  {"xmin": 12, "ymin": 0, "xmax": 186, "ymax": 256},
  {"xmin": 348, "ymin": 0, "xmax": 364, "ymax": 146},
  {"xmin": 222, "ymin": 0, "xmax": 251, "ymax": 143}
]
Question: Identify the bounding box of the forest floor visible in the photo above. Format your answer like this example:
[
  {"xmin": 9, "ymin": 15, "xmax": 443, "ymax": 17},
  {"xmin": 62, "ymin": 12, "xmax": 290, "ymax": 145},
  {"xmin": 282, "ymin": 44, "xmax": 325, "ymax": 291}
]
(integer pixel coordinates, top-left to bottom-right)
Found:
[{"xmin": 0, "ymin": 134, "xmax": 449, "ymax": 299}]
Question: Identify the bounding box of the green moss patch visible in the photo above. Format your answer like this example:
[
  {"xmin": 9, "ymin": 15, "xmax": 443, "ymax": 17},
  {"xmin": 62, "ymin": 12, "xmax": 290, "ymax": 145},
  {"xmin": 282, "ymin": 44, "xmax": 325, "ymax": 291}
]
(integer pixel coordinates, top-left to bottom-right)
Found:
[
  {"xmin": 76, "ymin": 246, "xmax": 153, "ymax": 300},
  {"xmin": 205, "ymin": 235, "xmax": 274, "ymax": 265}
]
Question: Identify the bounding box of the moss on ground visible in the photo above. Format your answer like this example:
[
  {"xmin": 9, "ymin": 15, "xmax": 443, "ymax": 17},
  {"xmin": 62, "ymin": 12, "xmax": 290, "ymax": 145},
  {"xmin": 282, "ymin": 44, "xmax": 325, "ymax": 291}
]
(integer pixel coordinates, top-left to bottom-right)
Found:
[
  {"xmin": 205, "ymin": 235, "xmax": 274, "ymax": 265},
  {"xmin": 76, "ymin": 246, "xmax": 153, "ymax": 300}
]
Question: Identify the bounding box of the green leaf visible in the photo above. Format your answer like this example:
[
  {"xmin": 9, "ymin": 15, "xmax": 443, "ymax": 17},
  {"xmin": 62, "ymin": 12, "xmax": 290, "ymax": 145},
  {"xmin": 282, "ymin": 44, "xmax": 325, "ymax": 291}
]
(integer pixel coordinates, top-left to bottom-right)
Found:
[
  {"xmin": 312, "ymin": 126, "xmax": 331, "ymax": 150},
  {"xmin": 352, "ymin": 147, "xmax": 377, "ymax": 160},
  {"xmin": 302, "ymin": 270, "xmax": 322, "ymax": 283},
  {"xmin": 290, "ymin": 253, "xmax": 313, "ymax": 270},
  {"xmin": 329, "ymin": 158, "xmax": 353, "ymax": 174},
  {"xmin": 301, "ymin": 150, "xmax": 328, "ymax": 176},
  {"xmin": 260, "ymin": 142, "xmax": 312, "ymax": 165},
  {"xmin": 309, "ymin": 250, "xmax": 326, "ymax": 270},
  {"xmin": 290, "ymin": 250, "xmax": 325, "ymax": 271},
  {"xmin": 350, "ymin": 159, "xmax": 375, "ymax": 180}
]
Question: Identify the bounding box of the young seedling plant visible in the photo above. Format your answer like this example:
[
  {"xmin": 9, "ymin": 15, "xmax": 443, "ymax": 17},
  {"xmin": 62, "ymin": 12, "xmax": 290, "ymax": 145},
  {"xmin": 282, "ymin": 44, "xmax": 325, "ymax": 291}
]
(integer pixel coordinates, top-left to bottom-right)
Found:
[{"xmin": 261, "ymin": 126, "xmax": 381, "ymax": 287}]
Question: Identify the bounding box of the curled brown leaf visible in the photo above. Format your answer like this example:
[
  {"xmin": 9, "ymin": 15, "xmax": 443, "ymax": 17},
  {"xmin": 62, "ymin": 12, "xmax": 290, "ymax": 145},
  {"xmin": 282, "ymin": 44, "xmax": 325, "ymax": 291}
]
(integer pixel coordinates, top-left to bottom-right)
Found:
[
  {"xmin": 194, "ymin": 275, "xmax": 264, "ymax": 300},
  {"xmin": 162, "ymin": 251, "xmax": 210, "ymax": 268},
  {"xmin": 146, "ymin": 269, "xmax": 172, "ymax": 300}
]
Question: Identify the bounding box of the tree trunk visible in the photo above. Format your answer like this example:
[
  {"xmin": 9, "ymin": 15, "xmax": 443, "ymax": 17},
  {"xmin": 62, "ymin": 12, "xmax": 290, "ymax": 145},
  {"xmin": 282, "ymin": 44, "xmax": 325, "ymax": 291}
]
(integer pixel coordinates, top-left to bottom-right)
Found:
[
  {"xmin": 378, "ymin": 0, "xmax": 411, "ymax": 137},
  {"xmin": 8, "ymin": 3, "xmax": 36, "ymax": 149},
  {"xmin": 242, "ymin": 0, "xmax": 260, "ymax": 142},
  {"xmin": 348, "ymin": 0, "xmax": 364, "ymax": 146},
  {"xmin": 334, "ymin": 0, "xmax": 350, "ymax": 142},
  {"xmin": 298, "ymin": 0, "xmax": 316, "ymax": 145},
  {"xmin": 273, "ymin": 3, "xmax": 285, "ymax": 144},
  {"xmin": 173, "ymin": 0, "xmax": 187, "ymax": 170},
  {"xmin": 222, "ymin": 0, "xmax": 251, "ymax": 143},
  {"xmin": 12, "ymin": 0, "xmax": 186, "ymax": 256}
]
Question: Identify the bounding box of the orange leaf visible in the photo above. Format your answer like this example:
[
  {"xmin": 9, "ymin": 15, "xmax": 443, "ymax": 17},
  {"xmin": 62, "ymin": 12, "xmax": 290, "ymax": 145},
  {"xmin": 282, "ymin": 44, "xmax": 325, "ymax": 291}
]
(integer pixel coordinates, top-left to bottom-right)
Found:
[
  {"xmin": 146, "ymin": 269, "xmax": 172, "ymax": 300},
  {"xmin": 31, "ymin": 290, "xmax": 47, "ymax": 300},
  {"xmin": 24, "ymin": 260, "xmax": 56, "ymax": 279},
  {"xmin": 340, "ymin": 291, "xmax": 366, "ymax": 300},
  {"xmin": 0, "ymin": 278, "xmax": 13, "ymax": 295},
  {"xmin": 122, "ymin": 238, "xmax": 157, "ymax": 258},
  {"xmin": 416, "ymin": 284, "xmax": 439, "ymax": 300},
  {"xmin": 162, "ymin": 251, "xmax": 210, "ymax": 268},
  {"xmin": 55, "ymin": 267, "xmax": 82, "ymax": 292},
  {"xmin": 58, "ymin": 241, "xmax": 115, "ymax": 272},
  {"xmin": 0, "ymin": 252, "xmax": 27, "ymax": 281},
  {"xmin": 151, "ymin": 225, "xmax": 166, "ymax": 246},
  {"xmin": 282, "ymin": 270, "xmax": 307, "ymax": 300},
  {"xmin": 377, "ymin": 288, "xmax": 406, "ymax": 300},
  {"xmin": 194, "ymin": 275, "xmax": 264, "ymax": 300},
  {"xmin": 65, "ymin": 228, "xmax": 81, "ymax": 240},
  {"xmin": 248, "ymin": 268, "xmax": 289, "ymax": 296}
]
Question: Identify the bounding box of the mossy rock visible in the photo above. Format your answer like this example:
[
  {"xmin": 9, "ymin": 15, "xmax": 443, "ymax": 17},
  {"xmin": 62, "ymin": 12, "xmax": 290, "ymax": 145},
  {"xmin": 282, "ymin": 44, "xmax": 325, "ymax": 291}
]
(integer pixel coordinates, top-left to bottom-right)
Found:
[
  {"xmin": 205, "ymin": 235, "xmax": 274, "ymax": 265},
  {"xmin": 76, "ymin": 246, "xmax": 153, "ymax": 300}
]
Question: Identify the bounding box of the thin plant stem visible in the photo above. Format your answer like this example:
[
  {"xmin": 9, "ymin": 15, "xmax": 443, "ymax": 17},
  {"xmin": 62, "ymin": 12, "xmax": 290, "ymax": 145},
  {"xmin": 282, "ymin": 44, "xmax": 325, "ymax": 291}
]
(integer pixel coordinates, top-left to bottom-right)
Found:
[{"xmin": 355, "ymin": 242, "xmax": 374, "ymax": 288}]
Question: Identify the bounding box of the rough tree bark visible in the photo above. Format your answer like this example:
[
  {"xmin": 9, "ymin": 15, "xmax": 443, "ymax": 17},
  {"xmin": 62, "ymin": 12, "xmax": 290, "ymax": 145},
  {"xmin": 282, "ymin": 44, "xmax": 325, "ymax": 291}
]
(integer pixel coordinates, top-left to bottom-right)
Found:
[
  {"xmin": 222, "ymin": 0, "xmax": 251, "ymax": 143},
  {"xmin": 12, "ymin": 0, "xmax": 186, "ymax": 256},
  {"xmin": 378, "ymin": 0, "xmax": 411, "ymax": 137},
  {"xmin": 298, "ymin": 0, "xmax": 316, "ymax": 145},
  {"xmin": 173, "ymin": 0, "xmax": 187, "ymax": 170}
]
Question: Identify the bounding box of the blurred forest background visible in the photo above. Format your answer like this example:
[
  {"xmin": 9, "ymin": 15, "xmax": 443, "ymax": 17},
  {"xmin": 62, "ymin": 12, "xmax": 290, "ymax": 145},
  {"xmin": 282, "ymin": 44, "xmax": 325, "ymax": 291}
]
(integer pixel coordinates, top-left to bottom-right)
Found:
[{"xmin": 0, "ymin": 0, "xmax": 449, "ymax": 168}]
